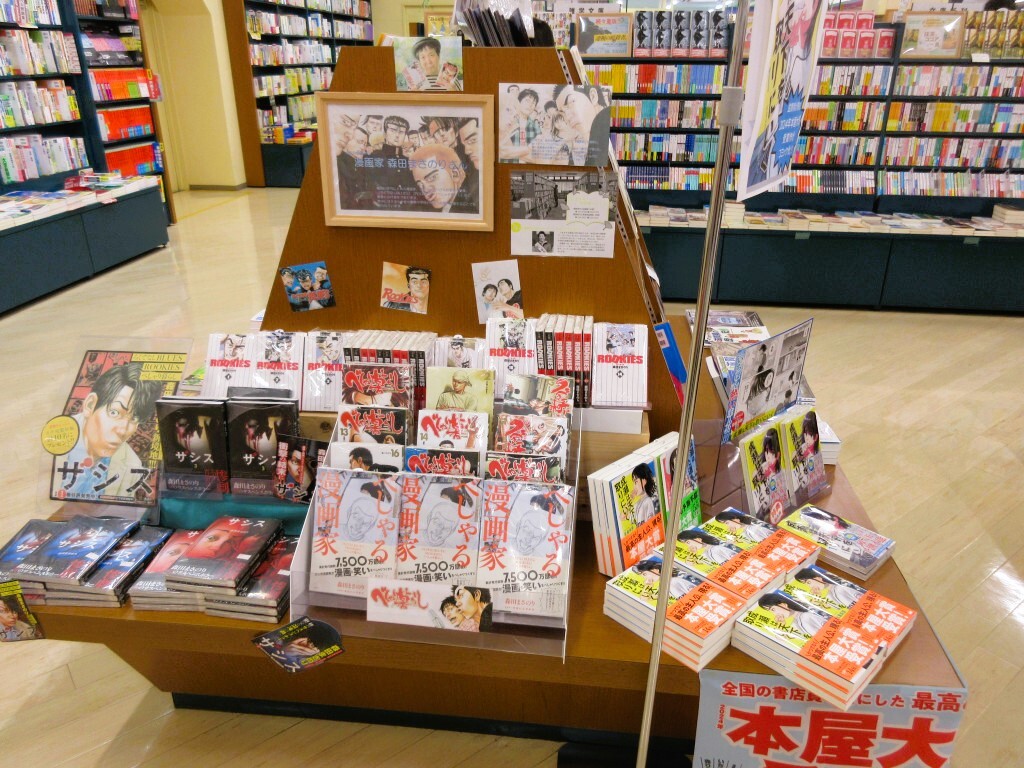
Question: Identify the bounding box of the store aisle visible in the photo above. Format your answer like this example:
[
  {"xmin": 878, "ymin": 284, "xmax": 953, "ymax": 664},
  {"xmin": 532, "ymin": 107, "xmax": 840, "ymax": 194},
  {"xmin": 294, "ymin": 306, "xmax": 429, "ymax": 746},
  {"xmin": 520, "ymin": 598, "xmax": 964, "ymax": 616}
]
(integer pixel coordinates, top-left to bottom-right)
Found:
[{"xmin": 0, "ymin": 188, "xmax": 1021, "ymax": 767}]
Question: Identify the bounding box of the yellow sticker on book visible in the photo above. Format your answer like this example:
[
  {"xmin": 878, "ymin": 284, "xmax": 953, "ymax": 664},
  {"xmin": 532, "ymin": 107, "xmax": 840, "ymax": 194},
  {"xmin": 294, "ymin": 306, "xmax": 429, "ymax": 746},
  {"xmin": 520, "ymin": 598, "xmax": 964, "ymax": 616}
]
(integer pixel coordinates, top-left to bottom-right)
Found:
[{"xmin": 41, "ymin": 415, "xmax": 79, "ymax": 456}]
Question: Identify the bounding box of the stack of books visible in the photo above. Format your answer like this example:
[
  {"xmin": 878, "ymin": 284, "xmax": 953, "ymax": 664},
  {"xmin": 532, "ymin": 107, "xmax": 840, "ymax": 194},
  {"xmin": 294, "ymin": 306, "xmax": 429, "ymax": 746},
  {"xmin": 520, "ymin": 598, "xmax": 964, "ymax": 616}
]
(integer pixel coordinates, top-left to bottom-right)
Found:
[
  {"xmin": 10, "ymin": 516, "xmax": 138, "ymax": 590},
  {"xmin": 778, "ymin": 504, "xmax": 894, "ymax": 579},
  {"xmin": 43, "ymin": 526, "xmax": 172, "ymax": 607},
  {"xmin": 732, "ymin": 569, "xmax": 916, "ymax": 709},
  {"xmin": 203, "ymin": 535, "xmax": 298, "ymax": 623},
  {"xmin": 128, "ymin": 530, "xmax": 206, "ymax": 611},
  {"xmin": 164, "ymin": 516, "xmax": 284, "ymax": 596},
  {"xmin": 604, "ymin": 552, "xmax": 747, "ymax": 671},
  {"xmin": 994, "ymin": 202, "xmax": 1024, "ymax": 226}
]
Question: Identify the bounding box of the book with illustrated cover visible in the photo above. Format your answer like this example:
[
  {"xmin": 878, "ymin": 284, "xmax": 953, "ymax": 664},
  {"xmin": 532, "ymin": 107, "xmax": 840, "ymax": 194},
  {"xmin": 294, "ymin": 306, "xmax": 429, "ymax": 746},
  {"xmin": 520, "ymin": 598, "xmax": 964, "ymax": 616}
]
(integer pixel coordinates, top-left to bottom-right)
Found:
[
  {"xmin": 668, "ymin": 528, "xmax": 743, "ymax": 579},
  {"xmin": 251, "ymin": 330, "xmax": 303, "ymax": 396},
  {"xmin": 671, "ymin": 11, "xmax": 691, "ymax": 57},
  {"xmin": 495, "ymin": 372, "xmax": 573, "ymax": 420},
  {"xmin": 309, "ymin": 468, "xmax": 401, "ymax": 599},
  {"xmin": 0, "ymin": 520, "xmax": 65, "ymax": 582},
  {"xmin": 416, "ymin": 409, "xmax": 489, "ymax": 451},
  {"xmin": 0, "ymin": 580, "xmax": 42, "ymax": 641},
  {"xmin": 340, "ymin": 362, "xmax": 413, "ymax": 409},
  {"xmin": 478, "ymin": 480, "xmax": 575, "ymax": 619},
  {"xmin": 227, "ymin": 397, "xmax": 298, "ymax": 496},
  {"xmin": 736, "ymin": 590, "xmax": 841, "ymax": 652},
  {"xmin": 201, "ymin": 333, "xmax": 256, "ymax": 398},
  {"xmin": 778, "ymin": 504, "xmax": 894, "ymax": 578},
  {"xmin": 328, "ymin": 442, "xmax": 403, "ymax": 473},
  {"xmin": 432, "ymin": 336, "xmax": 486, "ymax": 370},
  {"xmin": 607, "ymin": 553, "xmax": 704, "ymax": 611},
  {"xmin": 722, "ymin": 319, "xmax": 812, "ymax": 443},
  {"xmin": 654, "ymin": 433, "xmax": 702, "ymax": 531},
  {"xmin": 49, "ymin": 349, "xmax": 187, "ymax": 507},
  {"xmin": 652, "ymin": 10, "xmax": 672, "ymax": 56},
  {"xmin": 205, "ymin": 534, "xmax": 298, "ymax": 609},
  {"xmin": 484, "ymin": 452, "xmax": 562, "ymax": 483},
  {"xmin": 633, "ymin": 10, "xmax": 653, "ymax": 57},
  {"xmin": 252, "ymin": 616, "xmax": 344, "ymax": 673},
  {"xmin": 592, "ymin": 323, "xmax": 648, "ymax": 407},
  {"xmin": 739, "ymin": 422, "xmax": 792, "ymax": 524},
  {"xmin": 272, "ymin": 434, "xmax": 328, "ymax": 504},
  {"xmin": 486, "ymin": 317, "xmax": 538, "ymax": 396},
  {"xmin": 609, "ymin": 456, "xmax": 665, "ymax": 572},
  {"xmin": 493, "ymin": 412, "xmax": 568, "ymax": 465},
  {"xmin": 128, "ymin": 529, "xmax": 201, "ymax": 596},
  {"xmin": 366, "ymin": 578, "xmax": 495, "ymax": 632},
  {"xmin": 337, "ymin": 405, "xmax": 410, "ymax": 445},
  {"xmin": 302, "ymin": 331, "xmax": 345, "ymax": 412},
  {"xmin": 14, "ymin": 516, "xmax": 138, "ymax": 585},
  {"xmin": 425, "ymin": 367, "xmax": 495, "ymax": 421},
  {"xmin": 779, "ymin": 406, "xmax": 828, "ymax": 506},
  {"xmin": 165, "ymin": 516, "xmax": 282, "ymax": 590},
  {"xmin": 404, "ymin": 447, "xmax": 480, "ymax": 477},
  {"xmin": 700, "ymin": 508, "xmax": 776, "ymax": 551},
  {"xmin": 70, "ymin": 525, "xmax": 172, "ymax": 597},
  {"xmin": 156, "ymin": 397, "xmax": 229, "ymax": 495},
  {"xmin": 395, "ymin": 475, "xmax": 482, "ymax": 584}
]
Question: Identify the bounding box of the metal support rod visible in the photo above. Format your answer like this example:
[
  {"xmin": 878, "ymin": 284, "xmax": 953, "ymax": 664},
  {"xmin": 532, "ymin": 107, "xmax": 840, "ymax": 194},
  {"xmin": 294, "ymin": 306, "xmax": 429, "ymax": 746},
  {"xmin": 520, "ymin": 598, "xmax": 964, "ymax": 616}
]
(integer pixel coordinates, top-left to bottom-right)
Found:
[{"xmin": 634, "ymin": 2, "xmax": 750, "ymax": 765}]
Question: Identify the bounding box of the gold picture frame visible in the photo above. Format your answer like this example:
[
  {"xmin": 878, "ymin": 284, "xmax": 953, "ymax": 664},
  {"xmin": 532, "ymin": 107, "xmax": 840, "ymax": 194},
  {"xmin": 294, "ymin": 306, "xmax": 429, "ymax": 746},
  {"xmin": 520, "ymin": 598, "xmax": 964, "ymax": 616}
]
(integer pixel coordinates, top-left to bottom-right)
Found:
[
  {"xmin": 574, "ymin": 13, "xmax": 635, "ymax": 58},
  {"xmin": 901, "ymin": 11, "xmax": 966, "ymax": 59},
  {"xmin": 317, "ymin": 91, "xmax": 494, "ymax": 232}
]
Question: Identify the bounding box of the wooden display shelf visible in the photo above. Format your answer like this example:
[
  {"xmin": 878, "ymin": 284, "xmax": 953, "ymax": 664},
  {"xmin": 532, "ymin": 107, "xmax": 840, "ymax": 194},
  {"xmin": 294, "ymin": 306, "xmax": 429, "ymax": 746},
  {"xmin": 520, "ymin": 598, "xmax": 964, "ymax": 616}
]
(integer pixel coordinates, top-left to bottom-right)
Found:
[{"xmin": 32, "ymin": 315, "xmax": 960, "ymax": 740}]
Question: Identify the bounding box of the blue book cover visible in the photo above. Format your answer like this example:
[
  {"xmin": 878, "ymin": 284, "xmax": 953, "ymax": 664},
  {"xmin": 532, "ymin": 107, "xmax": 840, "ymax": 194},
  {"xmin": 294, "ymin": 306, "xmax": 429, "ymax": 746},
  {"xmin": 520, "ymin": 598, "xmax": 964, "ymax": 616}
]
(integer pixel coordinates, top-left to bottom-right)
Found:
[{"xmin": 13, "ymin": 515, "xmax": 138, "ymax": 584}]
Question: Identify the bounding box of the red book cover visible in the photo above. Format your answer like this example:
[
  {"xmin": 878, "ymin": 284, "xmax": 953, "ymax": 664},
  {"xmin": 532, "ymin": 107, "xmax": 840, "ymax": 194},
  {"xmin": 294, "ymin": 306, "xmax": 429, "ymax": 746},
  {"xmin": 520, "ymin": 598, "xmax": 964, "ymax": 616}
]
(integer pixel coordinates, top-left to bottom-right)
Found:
[
  {"xmin": 836, "ymin": 12, "xmax": 856, "ymax": 30},
  {"xmin": 226, "ymin": 535, "xmax": 299, "ymax": 606},
  {"xmin": 823, "ymin": 12, "xmax": 837, "ymax": 29},
  {"xmin": 839, "ymin": 30, "xmax": 858, "ymax": 58},
  {"xmin": 855, "ymin": 12, "xmax": 875, "ymax": 31},
  {"xmin": 874, "ymin": 28, "xmax": 896, "ymax": 59},
  {"xmin": 857, "ymin": 30, "xmax": 877, "ymax": 58},
  {"xmin": 165, "ymin": 516, "xmax": 282, "ymax": 588},
  {"xmin": 822, "ymin": 29, "xmax": 840, "ymax": 58}
]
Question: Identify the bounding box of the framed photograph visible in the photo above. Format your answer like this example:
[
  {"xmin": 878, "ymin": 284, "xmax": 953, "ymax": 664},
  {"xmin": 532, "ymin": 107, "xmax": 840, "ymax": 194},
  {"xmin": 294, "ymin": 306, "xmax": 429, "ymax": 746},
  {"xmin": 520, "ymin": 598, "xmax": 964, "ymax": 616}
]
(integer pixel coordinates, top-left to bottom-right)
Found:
[
  {"xmin": 317, "ymin": 91, "xmax": 494, "ymax": 231},
  {"xmin": 575, "ymin": 13, "xmax": 634, "ymax": 58},
  {"xmin": 901, "ymin": 11, "xmax": 965, "ymax": 59},
  {"xmin": 393, "ymin": 36, "xmax": 463, "ymax": 91}
]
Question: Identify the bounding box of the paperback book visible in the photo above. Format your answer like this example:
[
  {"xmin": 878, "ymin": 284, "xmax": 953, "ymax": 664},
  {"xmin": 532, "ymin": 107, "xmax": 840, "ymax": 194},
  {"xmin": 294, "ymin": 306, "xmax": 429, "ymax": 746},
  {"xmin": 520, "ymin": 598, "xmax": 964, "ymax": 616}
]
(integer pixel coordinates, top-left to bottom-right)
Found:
[
  {"xmin": 227, "ymin": 397, "xmax": 299, "ymax": 496},
  {"xmin": 165, "ymin": 516, "xmax": 282, "ymax": 592},
  {"xmin": 484, "ymin": 452, "xmax": 563, "ymax": 483},
  {"xmin": 201, "ymin": 333, "xmax": 256, "ymax": 398},
  {"xmin": 272, "ymin": 433, "xmax": 328, "ymax": 504},
  {"xmin": 336, "ymin": 405, "xmax": 410, "ymax": 445},
  {"xmin": 478, "ymin": 480, "xmax": 575, "ymax": 619},
  {"xmin": 395, "ymin": 475, "xmax": 482, "ymax": 585},
  {"xmin": 156, "ymin": 397, "xmax": 229, "ymax": 495},
  {"xmin": 204, "ymin": 535, "xmax": 298, "ymax": 621},
  {"xmin": 495, "ymin": 372, "xmax": 574, "ymax": 419},
  {"xmin": 404, "ymin": 447, "xmax": 480, "ymax": 477},
  {"xmin": 0, "ymin": 580, "xmax": 42, "ymax": 641},
  {"xmin": 424, "ymin": 367, "xmax": 495, "ymax": 420},
  {"xmin": 700, "ymin": 508, "xmax": 776, "ymax": 550},
  {"xmin": 340, "ymin": 362, "xmax": 414, "ymax": 409},
  {"xmin": 591, "ymin": 322, "xmax": 648, "ymax": 407},
  {"xmin": 308, "ymin": 468, "xmax": 401, "ymax": 599},
  {"xmin": 49, "ymin": 349, "xmax": 187, "ymax": 507},
  {"xmin": 485, "ymin": 317, "xmax": 538, "ymax": 396},
  {"xmin": 416, "ymin": 409, "xmax": 489, "ymax": 451},
  {"xmin": 778, "ymin": 405, "xmax": 828, "ymax": 505},
  {"xmin": 302, "ymin": 331, "xmax": 345, "ymax": 412},
  {"xmin": 251, "ymin": 330, "xmax": 304, "ymax": 396},
  {"xmin": 493, "ymin": 412, "xmax": 569, "ymax": 465},
  {"xmin": 739, "ymin": 421, "xmax": 792, "ymax": 524},
  {"xmin": 62, "ymin": 525, "xmax": 171, "ymax": 600},
  {"xmin": 0, "ymin": 520, "xmax": 65, "ymax": 582},
  {"xmin": 328, "ymin": 442, "xmax": 404, "ymax": 473},
  {"xmin": 777, "ymin": 504, "xmax": 894, "ymax": 578},
  {"xmin": 127, "ymin": 529, "xmax": 204, "ymax": 609}
]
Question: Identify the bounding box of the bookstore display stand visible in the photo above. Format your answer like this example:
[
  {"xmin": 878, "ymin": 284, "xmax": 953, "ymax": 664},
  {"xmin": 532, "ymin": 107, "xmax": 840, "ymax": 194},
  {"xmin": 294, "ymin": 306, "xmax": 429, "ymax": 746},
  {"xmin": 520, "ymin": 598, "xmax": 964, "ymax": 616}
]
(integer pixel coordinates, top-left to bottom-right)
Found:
[{"xmin": 31, "ymin": 45, "xmax": 961, "ymax": 759}]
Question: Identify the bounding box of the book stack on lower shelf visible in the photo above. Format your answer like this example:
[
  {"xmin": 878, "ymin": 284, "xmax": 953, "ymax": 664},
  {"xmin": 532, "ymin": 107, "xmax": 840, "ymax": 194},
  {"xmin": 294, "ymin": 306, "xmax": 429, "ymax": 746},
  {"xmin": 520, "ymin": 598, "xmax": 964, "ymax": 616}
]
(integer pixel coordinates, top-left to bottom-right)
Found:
[{"xmin": 0, "ymin": 170, "xmax": 159, "ymax": 230}]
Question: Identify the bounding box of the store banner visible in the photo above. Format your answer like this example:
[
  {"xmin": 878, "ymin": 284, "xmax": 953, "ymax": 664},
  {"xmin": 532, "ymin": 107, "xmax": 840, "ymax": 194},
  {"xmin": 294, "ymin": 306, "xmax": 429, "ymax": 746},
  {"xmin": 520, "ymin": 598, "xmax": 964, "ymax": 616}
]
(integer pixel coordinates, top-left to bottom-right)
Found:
[
  {"xmin": 695, "ymin": 668, "xmax": 968, "ymax": 767},
  {"xmin": 738, "ymin": 0, "xmax": 829, "ymax": 201}
]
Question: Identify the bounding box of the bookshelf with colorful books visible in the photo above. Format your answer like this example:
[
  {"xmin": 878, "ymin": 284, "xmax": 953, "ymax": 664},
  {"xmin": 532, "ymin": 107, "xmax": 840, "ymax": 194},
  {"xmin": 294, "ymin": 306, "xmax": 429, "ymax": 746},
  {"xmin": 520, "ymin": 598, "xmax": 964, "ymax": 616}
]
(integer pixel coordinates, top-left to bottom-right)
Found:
[{"xmin": 222, "ymin": 0, "xmax": 374, "ymax": 187}]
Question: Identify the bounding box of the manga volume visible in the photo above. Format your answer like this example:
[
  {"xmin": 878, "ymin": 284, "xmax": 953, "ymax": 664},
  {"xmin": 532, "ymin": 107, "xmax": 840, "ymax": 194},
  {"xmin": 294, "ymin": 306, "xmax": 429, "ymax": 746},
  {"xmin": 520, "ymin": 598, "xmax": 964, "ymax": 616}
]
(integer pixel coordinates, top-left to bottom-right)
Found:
[{"xmin": 165, "ymin": 516, "xmax": 283, "ymax": 592}]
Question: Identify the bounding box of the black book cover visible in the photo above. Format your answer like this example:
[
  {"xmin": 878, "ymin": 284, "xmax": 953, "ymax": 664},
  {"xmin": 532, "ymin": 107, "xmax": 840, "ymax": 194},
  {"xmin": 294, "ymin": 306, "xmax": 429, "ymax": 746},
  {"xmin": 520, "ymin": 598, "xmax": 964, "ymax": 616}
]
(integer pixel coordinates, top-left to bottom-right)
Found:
[
  {"xmin": 157, "ymin": 398, "xmax": 229, "ymax": 494},
  {"xmin": 227, "ymin": 398, "xmax": 298, "ymax": 496}
]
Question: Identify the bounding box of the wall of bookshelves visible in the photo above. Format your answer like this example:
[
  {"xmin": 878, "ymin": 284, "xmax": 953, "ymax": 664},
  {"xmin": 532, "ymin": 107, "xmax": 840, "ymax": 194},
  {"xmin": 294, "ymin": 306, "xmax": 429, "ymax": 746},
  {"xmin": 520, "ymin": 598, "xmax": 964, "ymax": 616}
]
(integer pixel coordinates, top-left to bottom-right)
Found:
[
  {"xmin": 584, "ymin": 23, "xmax": 1024, "ymax": 215},
  {"xmin": 0, "ymin": 0, "xmax": 175, "ymax": 220},
  {"xmin": 222, "ymin": 0, "xmax": 373, "ymax": 187}
]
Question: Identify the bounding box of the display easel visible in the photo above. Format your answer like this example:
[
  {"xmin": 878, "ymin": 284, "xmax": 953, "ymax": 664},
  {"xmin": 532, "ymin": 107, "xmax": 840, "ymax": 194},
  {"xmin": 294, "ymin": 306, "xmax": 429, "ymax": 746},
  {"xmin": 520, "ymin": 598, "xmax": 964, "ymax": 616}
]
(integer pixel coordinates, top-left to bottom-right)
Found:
[{"xmin": 260, "ymin": 45, "xmax": 681, "ymax": 437}]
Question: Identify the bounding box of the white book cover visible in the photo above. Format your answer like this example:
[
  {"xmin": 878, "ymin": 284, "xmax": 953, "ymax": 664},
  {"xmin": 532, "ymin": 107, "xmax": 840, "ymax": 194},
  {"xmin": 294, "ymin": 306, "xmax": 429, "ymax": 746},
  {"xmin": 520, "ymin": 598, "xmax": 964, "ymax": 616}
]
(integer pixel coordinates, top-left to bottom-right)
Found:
[
  {"xmin": 395, "ymin": 474, "xmax": 482, "ymax": 584},
  {"xmin": 302, "ymin": 331, "xmax": 345, "ymax": 412},
  {"xmin": 201, "ymin": 333, "xmax": 256, "ymax": 398},
  {"xmin": 327, "ymin": 442, "xmax": 404, "ymax": 473},
  {"xmin": 592, "ymin": 323, "xmax": 648, "ymax": 407},
  {"xmin": 308, "ymin": 468, "xmax": 400, "ymax": 599},
  {"xmin": 416, "ymin": 409, "xmax": 489, "ymax": 451},
  {"xmin": 478, "ymin": 480, "xmax": 575, "ymax": 618},
  {"xmin": 486, "ymin": 317, "xmax": 538, "ymax": 396},
  {"xmin": 252, "ymin": 330, "xmax": 304, "ymax": 397}
]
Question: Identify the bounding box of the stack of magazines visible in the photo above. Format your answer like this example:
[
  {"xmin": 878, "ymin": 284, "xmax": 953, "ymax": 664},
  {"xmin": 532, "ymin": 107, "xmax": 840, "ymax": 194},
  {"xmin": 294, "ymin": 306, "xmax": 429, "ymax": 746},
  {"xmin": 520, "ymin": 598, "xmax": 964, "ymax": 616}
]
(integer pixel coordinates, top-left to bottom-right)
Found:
[
  {"xmin": 203, "ymin": 535, "xmax": 298, "ymax": 624},
  {"xmin": 731, "ymin": 567, "xmax": 916, "ymax": 709},
  {"xmin": 777, "ymin": 504, "xmax": 895, "ymax": 579},
  {"xmin": 128, "ymin": 530, "xmax": 205, "ymax": 611},
  {"xmin": 604, "ymin": 552, "xmax": 746, "ymax": 671},
  {"xmin": 43, "ymin": 526, "xmax": 172, "ymax": 606}
]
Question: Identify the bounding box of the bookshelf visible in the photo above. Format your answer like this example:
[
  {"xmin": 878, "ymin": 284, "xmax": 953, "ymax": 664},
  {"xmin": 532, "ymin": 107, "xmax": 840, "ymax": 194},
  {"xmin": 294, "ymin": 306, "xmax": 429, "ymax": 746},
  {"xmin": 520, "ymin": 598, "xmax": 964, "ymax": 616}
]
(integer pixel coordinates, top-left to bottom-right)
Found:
[
  {"xmin": 222, "ymin": 0, "xmax": 374, "ymax": 187},
  {"xmin": 584, "ymin": 22, "xmax": 1024, "ymax": 215}
]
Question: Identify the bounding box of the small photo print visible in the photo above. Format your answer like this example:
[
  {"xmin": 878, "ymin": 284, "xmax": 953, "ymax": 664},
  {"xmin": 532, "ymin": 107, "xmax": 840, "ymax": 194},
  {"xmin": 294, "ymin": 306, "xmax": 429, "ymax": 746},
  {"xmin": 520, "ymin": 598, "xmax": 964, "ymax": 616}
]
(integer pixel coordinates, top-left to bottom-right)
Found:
[
  {"xmin": 394, "ymin": 36, "xmax": 464, "ymax": 92},
  {"xmin": 280, "ymin": 261, "xmax": 335, "ymax": 312},
  {"xmin": 471, "ymin": 259, "xmax": 523, "ymax": 323},
  {"xmin": 531, "ymin": 231, "xmax": 554, "ymax": 253},
  {"xmin": 381, "ymin": 262, "xmax": 431, "ymax": 314}
]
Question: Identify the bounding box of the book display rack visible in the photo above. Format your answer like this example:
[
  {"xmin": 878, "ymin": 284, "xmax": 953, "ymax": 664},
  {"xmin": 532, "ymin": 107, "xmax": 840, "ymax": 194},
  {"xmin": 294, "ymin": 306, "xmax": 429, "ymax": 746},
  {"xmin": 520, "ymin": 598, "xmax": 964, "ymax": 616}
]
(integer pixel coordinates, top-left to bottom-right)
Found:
[
  {"xmin": 221, "ymin": 0, "xmax": 374, "ymax": 187},
  {"xmin": 18, "ymin": 48, "xmax": 963, "ymax": 761}
]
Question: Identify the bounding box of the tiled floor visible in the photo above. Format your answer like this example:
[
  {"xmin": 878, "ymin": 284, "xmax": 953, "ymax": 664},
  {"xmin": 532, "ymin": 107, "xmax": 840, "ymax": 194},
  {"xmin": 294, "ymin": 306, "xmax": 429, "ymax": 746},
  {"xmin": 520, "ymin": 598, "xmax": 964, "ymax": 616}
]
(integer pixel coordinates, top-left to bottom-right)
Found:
[{"xmin": 0, "ymin": 188, "xmax": 1021, "ymax": 766}]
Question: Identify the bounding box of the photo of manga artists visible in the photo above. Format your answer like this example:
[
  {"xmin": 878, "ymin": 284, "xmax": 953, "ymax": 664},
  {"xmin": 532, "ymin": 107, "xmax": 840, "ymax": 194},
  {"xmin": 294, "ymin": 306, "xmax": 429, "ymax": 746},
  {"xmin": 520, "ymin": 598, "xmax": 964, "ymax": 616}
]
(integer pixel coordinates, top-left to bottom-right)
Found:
[
  {"xmin": 326, "ymin": 101, "xmax": 484, "ymax": 218},
  {"xmin": 499, "ymin": 83, "xmax": 612, "ymax": 167},
  {"xmin": 279, "ymin": 261, "xmax": 335, "ymax": 312}
]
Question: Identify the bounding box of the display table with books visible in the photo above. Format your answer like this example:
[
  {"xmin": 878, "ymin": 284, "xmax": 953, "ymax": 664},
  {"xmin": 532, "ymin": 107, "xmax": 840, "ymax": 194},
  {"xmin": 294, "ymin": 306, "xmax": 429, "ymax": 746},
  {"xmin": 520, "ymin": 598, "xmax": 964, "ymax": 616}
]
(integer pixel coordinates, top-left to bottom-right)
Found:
[{"xmin": 27, "ymin": 316, "xmax": 963, "ymax": 742}]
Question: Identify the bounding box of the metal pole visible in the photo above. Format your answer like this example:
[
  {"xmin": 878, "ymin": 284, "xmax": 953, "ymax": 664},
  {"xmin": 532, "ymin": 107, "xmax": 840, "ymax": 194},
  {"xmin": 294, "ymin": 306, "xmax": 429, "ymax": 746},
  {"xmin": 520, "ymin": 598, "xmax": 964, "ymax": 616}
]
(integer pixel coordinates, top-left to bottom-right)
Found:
[{"xmin": 634, "ymin": 2, "xmax": 749, "ymax": 764}]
